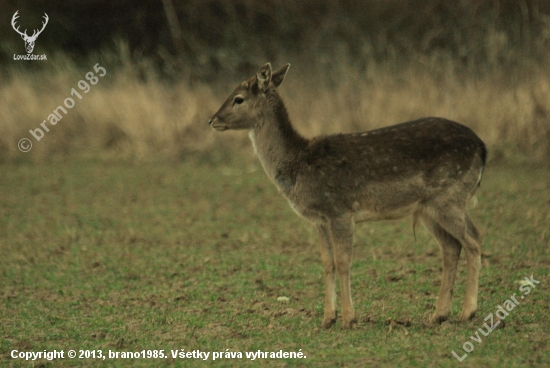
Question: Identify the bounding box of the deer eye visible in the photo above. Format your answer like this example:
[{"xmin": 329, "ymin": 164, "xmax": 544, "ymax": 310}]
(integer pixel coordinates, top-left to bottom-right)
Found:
[{"xmin": 234, "ymin": 96, "xmax": 244, "ymax": 105}]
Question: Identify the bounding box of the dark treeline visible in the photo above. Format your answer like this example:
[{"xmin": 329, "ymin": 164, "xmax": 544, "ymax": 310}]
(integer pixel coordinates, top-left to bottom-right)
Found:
[{"xmin": 1, "ymin": 0, "xmax": 549, "ymax": 79}]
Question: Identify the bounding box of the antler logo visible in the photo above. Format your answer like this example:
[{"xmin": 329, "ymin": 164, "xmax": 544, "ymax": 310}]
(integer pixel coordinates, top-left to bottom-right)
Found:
[{"xmin": 11, "ymin": 10, "xmax": 49, "ymax": 54}]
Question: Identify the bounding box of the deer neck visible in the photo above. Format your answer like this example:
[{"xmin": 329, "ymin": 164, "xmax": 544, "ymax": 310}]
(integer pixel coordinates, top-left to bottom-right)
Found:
[{"xmin": 249, "ymin": 96, "xmax": 307, "ymax": 189}]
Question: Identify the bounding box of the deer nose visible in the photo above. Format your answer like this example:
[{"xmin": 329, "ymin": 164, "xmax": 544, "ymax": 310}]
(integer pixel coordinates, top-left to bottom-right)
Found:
[{"xmin": 208, "ymin": 117, "xmax": 216, "ymax": 126}]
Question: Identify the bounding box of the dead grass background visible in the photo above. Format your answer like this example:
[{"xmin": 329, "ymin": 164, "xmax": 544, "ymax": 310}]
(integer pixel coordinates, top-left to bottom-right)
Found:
[{"xmin": 1, "ymin": 0, "xmax": 549, "ymax": 164}]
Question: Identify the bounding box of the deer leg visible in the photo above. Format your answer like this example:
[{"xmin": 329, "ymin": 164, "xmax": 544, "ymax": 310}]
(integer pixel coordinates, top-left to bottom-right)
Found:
[
  {"xmin": 317, "ymin": 223, "xmax": 337, "ymax": 329},
  {"xmin": 459, "ymin": 215, "xmax": 482, "ymax": 321},
  {"xmin": 435, "ymin": 208, "xmax": 481, "ymax": 322},
  {"xmin": 330, "ymin": 216, "xmax": 356, "ymax": 329},
  {"xmin": 466, "ymin": 214, "xmax": 483, "ymax": 244},
  {"xmin": 421, "ymin": 215, "xmax": 462, "ymax": 324}
]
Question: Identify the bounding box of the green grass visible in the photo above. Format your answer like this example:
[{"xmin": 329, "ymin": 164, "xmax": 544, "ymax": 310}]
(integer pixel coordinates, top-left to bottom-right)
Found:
[{"xmin": 0, "ymin": 154, "xmax": 549, "ymax": 367}]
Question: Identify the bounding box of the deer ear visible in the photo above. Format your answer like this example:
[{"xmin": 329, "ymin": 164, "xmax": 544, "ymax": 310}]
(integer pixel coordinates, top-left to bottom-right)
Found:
[
  {"xmin": 256, "ymin": 63, "xmax": 272, "ymax": 92},
  {"xmin": 271, "ymin": 64, "xmax": 290, "ymax": 88}
]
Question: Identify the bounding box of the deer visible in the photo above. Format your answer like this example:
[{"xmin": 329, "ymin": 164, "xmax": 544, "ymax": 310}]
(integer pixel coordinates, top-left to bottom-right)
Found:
[
  {"xmin": 208, "ymin": 63, "xmax": 487, "ymax": 329},
  {"xmin": 11, "ymin": 10, "xmax": 49, "ymax": 54}
]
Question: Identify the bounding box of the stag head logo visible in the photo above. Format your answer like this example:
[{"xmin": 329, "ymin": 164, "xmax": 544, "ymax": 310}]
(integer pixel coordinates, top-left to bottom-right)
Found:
[{"xmin": 11, "ymin": 10, "xmax": 49, "ymax": 54}]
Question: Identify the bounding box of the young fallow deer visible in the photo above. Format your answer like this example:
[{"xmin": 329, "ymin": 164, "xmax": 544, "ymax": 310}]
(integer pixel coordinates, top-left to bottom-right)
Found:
[{"xmin": 209, "ymin": 63, "xmax": 487, "ymax": 329}]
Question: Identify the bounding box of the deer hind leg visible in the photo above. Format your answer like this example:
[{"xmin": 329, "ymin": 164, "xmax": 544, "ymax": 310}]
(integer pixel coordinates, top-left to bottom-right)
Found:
[
  {"xmin": 459, "ymin": 214, "xmax": 482, "ymax": 321},
  {"xmin": 433, "ymin": 206, "xmax": 482, "ymax": 322},
  {"xmin": 316, "ymin": 223, "xmax": 337, "ymax": 329},
  {"xmin": 330, "ymin": 215, "xmax": 356, "ymax": 329},
  {"xmin": 421, "ymin": 215, "xmax": 462, "ymax": 324},
  {"xmin": 466, "ymin": 214, "xmax": 483, "ymax": 244}
]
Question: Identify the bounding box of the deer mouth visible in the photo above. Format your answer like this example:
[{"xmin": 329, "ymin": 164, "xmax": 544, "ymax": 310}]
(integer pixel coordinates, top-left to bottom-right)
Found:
[
  {"xmin": 209, "ymin": 117, "xmax": 228, "ymax": 131},
  {"xmin": 212, "ymin": 124, "xmax": 228, "ymax": 131}
]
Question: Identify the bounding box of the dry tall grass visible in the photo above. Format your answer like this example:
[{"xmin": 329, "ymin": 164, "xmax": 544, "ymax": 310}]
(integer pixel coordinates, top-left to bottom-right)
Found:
[
  {"xmin": 288, "ymin": 57, "xmax": 550, "ymax": 163},
  {"xmin": 1, "ymin": 48, "xmax": 549, "ymax": 163}
]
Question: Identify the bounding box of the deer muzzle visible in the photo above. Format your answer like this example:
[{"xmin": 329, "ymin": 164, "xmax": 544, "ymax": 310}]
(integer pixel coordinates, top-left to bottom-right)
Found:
[{"xmin": 208, "ymin": 116, "xmax": 227, "ymax": 131}]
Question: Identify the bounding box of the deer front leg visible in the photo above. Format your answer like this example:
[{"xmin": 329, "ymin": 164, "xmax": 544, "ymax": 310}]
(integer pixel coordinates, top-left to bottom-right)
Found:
[
  {"xmin": 317, "ymin": 224, "xmax": 337, "ymax": 328},
  {"xmin": 331, "ymin": 216, "xmax": 356, "ymax": 329}
]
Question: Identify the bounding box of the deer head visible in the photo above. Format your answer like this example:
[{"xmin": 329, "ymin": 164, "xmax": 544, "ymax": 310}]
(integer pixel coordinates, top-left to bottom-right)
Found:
[
  {"xmin": 11, "ymin": 11, "xmax": 49, "ymax": 54},
  {"xmin": 208, "ymin": 63, "xmax": 291, "ymax": 131}
]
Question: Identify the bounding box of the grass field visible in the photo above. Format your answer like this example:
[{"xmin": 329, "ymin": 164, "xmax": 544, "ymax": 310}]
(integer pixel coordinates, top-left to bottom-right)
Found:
[{"xmin": 1, "ymin": 153, "xmax": 548, "ymax": 367}]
